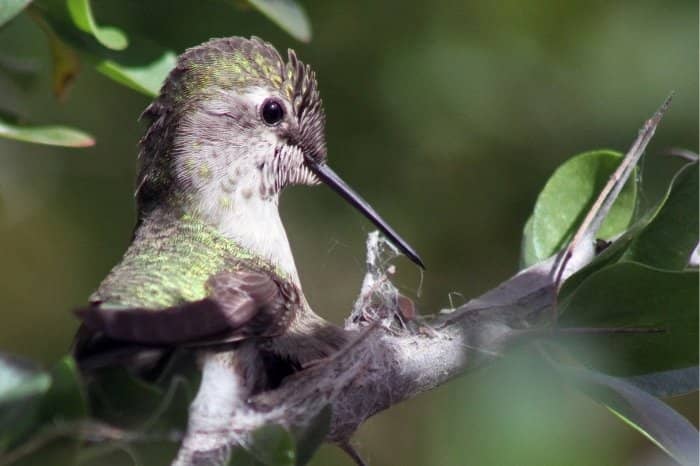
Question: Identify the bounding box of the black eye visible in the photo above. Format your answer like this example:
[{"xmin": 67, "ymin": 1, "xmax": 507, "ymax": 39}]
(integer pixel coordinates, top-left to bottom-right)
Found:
[{"xmin": 261, "ymin": 98, "xmax": 285, "ymax": 125}]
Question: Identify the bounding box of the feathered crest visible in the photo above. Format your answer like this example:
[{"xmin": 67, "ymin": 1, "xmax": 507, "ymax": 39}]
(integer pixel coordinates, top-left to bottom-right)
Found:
[
  {"xmin": 285, "ymin": 49, "xmax": 326, "ymax": 162},
  {"xmin": 135, "ymin": 36, "xmax": 325, "ymax": 214}
]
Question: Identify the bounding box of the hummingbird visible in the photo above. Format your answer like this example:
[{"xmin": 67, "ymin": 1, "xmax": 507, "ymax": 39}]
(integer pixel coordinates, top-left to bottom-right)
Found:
[{"xmin": 74, "ymin": 36, "xmax": 423, "ymax": 383}]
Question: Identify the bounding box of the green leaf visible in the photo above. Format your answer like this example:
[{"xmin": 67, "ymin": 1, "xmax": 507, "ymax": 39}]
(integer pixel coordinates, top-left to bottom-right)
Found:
[
  {"xmin": 560, "ymin": 161, "xmax": 698, "ymax": 295},
  {"xmin": 559, "ymin": 262, "xmax": 698, "ymax": 376},
  {"xmin": 247, "ymin": 424, "xmax": 296, "ymax": 466},
  {"xmin": 622, "ymin": 163, "xmax": 699, "ymax": 270},
  {"xmin": 0, "ymin": 0, "xmax": 32, "ymax": 28},
  {"xmin": 0, "ymin": 353, "xmax": 51, "ymax": 452},
  {"xmin": 0, "ymin": 356, "xmax": 88, "ymax": 465},
  {"xmin": 32, "ymin": 5, "xmax": 173, "ymax": 97},
  {"xmin": 0, "ymin": 113, "xmax": 94, "ymax": 147},
  {"xmin": 554, "ymin": 363, "xmax": 699, "ymax": 466},
  {"xmin": 229, "ymin": 447, "xmax": 264, "ymax": 466},
  {"xmin": 294, "ymin": 405, "xmax": 331, "ymax": 465},
  {"xmin": 94, "ymin": 47, "xmax": 175, "ymax": 97},
  {"xmin": 521, "ymin": 150, "xmax": 637, "ymax": 267},
  {"xmin": 519, "ymin": 216, "xmax": 537, "ymax": 269},
  {"xmin": 626, "ymin": 366, "xmax": 699, "ymax": 399},
  {"xmin": 39, "ymin": 356, "xmax": 87, "ymax": 422},
  {"xmin": 89, "ymin": 365, "xmax": 194, "ymax": 431},
  {"xmin": 0, "ymin": 355, "xmax": 50, "ymax": 406},
  {"xmin": 7, "ymin": 356, "xmax": 90, "ymax": 466},
  {"xmin": 66, "ymin": 0, "xmax": 127, "ymax": 50},
  {"xmin": 89, "ymin": 367, "xmax": 163, "ymax": 424},
  {"xmin": 248, "ymin": 0, "xmax": 311, "ymax": 42}
]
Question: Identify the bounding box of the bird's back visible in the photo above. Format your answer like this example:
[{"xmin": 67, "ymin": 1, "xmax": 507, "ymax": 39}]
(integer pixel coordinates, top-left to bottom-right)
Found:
[{"xmin": 91, "ymin": 208, "xmax": 280, "ymax": 311}]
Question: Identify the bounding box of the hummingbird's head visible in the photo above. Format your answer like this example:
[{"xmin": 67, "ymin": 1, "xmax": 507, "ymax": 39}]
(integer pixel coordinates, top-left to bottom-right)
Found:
[
  {"xmin": 138, "ymin": 37, "xmax": 324, "ymax": 206},
  {"xmin": 138, "ymin": 37, "xmax": 423, "ymax": 268}
]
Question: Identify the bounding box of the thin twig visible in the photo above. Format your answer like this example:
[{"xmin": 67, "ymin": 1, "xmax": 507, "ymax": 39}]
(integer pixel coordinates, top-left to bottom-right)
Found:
[
  {"xmin": 0, "ymin": 421, "xmax": 135, "ymax": 466},
  {"xmin": 661, "ymin": 147, "xmax": 699, "ymax": 162},
  {"xmin": 550, "ymin": 94, "xmax": 673, "ymax": 325},
  {"xmin": 339, "ymin": 442, "xmax": 368, "ymax": 466}
]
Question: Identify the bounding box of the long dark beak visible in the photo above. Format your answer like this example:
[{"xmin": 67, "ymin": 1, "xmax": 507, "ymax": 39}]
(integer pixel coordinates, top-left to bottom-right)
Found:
[{"xmin": 306, "ymin": 161, "xmax": 425, "ymax": 269}]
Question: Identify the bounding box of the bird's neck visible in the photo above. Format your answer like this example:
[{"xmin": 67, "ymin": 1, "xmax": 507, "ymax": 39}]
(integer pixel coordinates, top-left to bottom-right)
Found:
[
  {"xmin": 202, "ymin": 194, "xmax": 300, "ymax": 284},
  {"xmin": 152, "ymin": 189, "xmax": 300, "ymax": 285}
]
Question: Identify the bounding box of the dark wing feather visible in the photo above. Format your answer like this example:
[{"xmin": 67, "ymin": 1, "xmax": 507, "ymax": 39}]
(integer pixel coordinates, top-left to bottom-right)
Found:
[
  {"xmin": 76, "ymin": 298, "xmax": 225, "ymax": 344},
  {"xmin": 75, "ymin": 269, "xmax": 294, "ymax": 347}
]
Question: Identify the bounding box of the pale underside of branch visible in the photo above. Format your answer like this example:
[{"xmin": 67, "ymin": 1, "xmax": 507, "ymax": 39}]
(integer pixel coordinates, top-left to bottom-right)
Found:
[{"xmin": 172, "ymin": 97, "xmax": 671, "ymax": 466}]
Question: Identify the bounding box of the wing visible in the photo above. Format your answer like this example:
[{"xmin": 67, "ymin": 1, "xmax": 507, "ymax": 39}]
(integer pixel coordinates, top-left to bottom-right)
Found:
[{"xmin": 75, "ymin": 269, "xmax": 298, "ymax": 347}]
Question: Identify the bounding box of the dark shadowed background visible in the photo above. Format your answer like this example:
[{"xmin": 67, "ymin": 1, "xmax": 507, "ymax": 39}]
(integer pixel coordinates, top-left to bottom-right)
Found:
[{"xmin": 0, "ymin": 0, "xmax": 698, "ymax": 464}]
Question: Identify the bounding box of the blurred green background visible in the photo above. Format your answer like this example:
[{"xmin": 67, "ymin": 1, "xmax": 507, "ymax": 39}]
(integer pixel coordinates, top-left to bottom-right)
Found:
[{"xmin": 0, "ymin": 0, "xmax": 697, "ymax": 464}]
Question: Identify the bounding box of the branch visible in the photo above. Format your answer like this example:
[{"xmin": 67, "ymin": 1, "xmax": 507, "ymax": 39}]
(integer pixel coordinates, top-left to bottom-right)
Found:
[{"xmin": 172, "ymin": 99, "xmax": 670, "ymax": 465}]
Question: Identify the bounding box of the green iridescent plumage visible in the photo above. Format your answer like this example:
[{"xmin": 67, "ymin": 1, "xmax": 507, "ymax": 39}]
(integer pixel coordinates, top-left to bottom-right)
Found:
[{"xmin": 91, "ymin": 207, "xmax": 281, "ymax": 310}]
